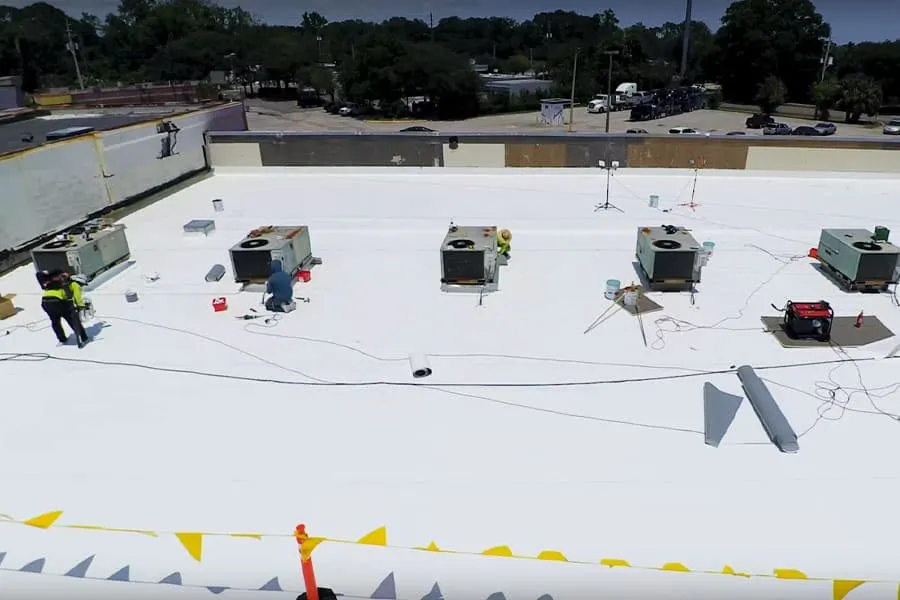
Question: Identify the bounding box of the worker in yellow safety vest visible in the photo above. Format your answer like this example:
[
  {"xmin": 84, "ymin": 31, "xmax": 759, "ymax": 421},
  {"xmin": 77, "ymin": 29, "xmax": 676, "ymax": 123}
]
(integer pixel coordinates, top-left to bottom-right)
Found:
[
  {"xmin": 36, "ymin": 270, "xmax": 91, "ymax": 348},
  {"xmin": 497, "ymin": 228, "xmax": 512, "ymax": 259}
]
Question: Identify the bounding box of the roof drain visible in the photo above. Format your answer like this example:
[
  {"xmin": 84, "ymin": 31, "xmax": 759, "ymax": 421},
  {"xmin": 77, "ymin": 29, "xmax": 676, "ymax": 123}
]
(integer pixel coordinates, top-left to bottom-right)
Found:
[
  {"xmin": 702, "ymin": 382, "xmax": 744, "ymax": 448},
  {"xmin": 736, "ymin": 365, "xmax": 799, "ymax": 454}
]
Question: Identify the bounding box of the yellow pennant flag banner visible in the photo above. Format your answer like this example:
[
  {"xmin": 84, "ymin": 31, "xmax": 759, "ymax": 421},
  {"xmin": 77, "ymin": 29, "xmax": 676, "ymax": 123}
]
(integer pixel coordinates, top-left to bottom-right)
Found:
[{"xmin": 0, "ymin": 510, "xmax": 892, "ymax": 600}]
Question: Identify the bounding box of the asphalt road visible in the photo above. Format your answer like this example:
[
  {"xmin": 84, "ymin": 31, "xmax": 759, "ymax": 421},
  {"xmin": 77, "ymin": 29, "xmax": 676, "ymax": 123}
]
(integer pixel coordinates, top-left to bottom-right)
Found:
[{"xmin": 245, "ymin": 99, "xmax": 887, "ymax": 138}]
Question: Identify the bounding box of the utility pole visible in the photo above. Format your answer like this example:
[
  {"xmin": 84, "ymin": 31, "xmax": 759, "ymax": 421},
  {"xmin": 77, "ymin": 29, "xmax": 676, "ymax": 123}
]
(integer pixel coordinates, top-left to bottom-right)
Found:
[
  {"xmin": 819, "ymin": 37, "xmax": 833, "ymax": 82},
  {"xmin": 680, "ymin": 0, "xmax": 693, "ymax": 79},
  {"xmin": 65, "ymin": 20, "xmax": 85, "ymax": 90},
  {"xmin": 603, "ymin": 50, "xmax": 619, "ymax": 133},
  {"xmin": 429, "ymin": 12, "xmax": 434, "ymax": 41},
  {"xmin": 568, "ymin": 48, "xmax": 579, "ymax": 132}
]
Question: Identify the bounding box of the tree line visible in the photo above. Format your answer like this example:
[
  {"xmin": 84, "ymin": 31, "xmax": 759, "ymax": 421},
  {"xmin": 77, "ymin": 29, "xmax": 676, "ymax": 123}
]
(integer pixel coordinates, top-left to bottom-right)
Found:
[{"xmin": 0, "ymin": 0, "xmax": 894, "ymax": 121}]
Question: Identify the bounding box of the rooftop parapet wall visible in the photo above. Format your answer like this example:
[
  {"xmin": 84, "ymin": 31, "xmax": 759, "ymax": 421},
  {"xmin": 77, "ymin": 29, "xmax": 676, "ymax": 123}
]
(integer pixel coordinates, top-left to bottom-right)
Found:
[
  {"xmin": 206, "ymin": 131, "xmax": 900, "ymax": 173},
  {"xmin": 0, "ymin": 102, "xmax": 247, "ymax": 260}
]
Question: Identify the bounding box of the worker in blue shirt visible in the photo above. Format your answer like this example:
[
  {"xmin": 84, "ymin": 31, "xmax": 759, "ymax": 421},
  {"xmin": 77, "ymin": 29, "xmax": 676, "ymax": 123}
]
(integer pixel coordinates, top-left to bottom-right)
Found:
[
  {"xmin": 264, "ymin": 259, "xmax": 296, "ymax": 313},
  {"xmin": 37, "ymin": 270, "xmax": 90, "ymax": 347}
]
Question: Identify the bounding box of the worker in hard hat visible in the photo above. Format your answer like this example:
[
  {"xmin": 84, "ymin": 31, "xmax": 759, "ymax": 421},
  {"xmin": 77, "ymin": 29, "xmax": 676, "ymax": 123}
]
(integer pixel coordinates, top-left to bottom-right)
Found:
[
  {"xmin": 36, "ymin": 269, "xmax": 91, "ymax": 348},
  {"xmin": 497, "ymin": 228, "xmax": 512, "ymax": 259}
]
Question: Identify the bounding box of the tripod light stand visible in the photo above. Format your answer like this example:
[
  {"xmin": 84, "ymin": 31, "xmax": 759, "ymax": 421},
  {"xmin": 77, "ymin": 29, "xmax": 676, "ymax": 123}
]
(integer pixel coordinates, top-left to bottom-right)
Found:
[{"xmin": 594, "ymin": 159, "xmax": 624, "ymax": 213}]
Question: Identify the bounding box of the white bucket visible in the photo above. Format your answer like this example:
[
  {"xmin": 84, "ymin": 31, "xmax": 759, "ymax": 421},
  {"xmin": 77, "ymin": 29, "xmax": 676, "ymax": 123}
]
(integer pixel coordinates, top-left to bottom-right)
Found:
[
  {"xmin": 648, "ymin": 194, "xmax": 660, "ymax": 208},
  {"xmin": 623, "ymin": 289, "xmax": 639, "ymax": 307},
  {"xmin": 702, "ymin": 241, "xmax": 715, "ymax": 256},
  {"xmin": 604, "ymin": 279, "xmax": 621, "ymax": 300},
  {"xmin": 212, "ymin": 198, "xmax": 224, "ymax": 212}
]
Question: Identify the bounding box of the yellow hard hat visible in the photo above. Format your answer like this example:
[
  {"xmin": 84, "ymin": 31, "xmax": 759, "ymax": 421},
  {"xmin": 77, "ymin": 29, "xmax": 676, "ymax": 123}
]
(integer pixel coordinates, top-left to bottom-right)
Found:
[{"xmin": 500, "ymin": 229, "xmax": 512, "ymax": 241}]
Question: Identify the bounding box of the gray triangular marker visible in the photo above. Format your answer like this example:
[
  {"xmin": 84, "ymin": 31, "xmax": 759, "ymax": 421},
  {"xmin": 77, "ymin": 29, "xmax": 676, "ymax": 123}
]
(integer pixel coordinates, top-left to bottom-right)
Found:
[
  {"xmin": 64, "ymin": 555, "xmax": 95, "ymax": 578},
  {"xmin": 370, "ymin": 573, "xmax": 397, "ymax": 599},
  {"xmin": 258, "ymin": 577, "xmax": 282, "ymax": 591},
  {"xmin": 19, "ymin": 558, "xmax": 45, "ymax": 573},
  {"xmin": 159, "ymin": 572, "xmax": 183, "ymax": 585},
  {"xmin": 486, "ymin": 594, "xmax": 507, "ymax": 600},
  {"xmin": 207, "ymin": 587, "xmax": 229, "ymax": 594},
  {"xmin": 421, "ymin": 582, "xmax": 443, "ymax": 600},
  {"xmin": 703, "ymin": 382, "xmax": 744, "ymax": 447},
  {"xmin": 0, "ymin": 552, "xmax": 5, "ymax": 567},
  {"xmin": 107, "ymin": 566, "xmax": 130, "ymax": 582}
]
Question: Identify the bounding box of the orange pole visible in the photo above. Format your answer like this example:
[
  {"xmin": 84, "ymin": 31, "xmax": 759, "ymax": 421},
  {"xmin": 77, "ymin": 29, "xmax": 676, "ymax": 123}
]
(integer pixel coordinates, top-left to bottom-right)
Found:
[{"xmin": 295, "ymin": 524, "xmax": 320, "ymax": 600}]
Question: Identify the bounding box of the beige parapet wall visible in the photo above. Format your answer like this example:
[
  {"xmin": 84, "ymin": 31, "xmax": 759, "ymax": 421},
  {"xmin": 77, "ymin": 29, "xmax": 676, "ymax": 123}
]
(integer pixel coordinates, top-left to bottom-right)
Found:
[
  {"xmin": 0, "ymin": 102, "xmax": 247, "ymax": 254},
  {"xmin": 206, "ymin": 132, "xmax": 900, "ymax": 171},
  {"xmin": 746, "ymin": 146, "xmax": 900, "ymax": 172}
]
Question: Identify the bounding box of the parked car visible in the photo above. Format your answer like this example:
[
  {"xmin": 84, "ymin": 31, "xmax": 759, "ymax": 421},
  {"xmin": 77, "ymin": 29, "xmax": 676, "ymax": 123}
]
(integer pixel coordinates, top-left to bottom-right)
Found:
[
  {"xmin": 883, "ymin": 119, "xmax": 900, "ymax": 135},
  {"xmin": 625, "ymin": 128, "xmax": 648, "ymax": 134},
  {"xmin": 763, "ymin": 123, "xmax": 792, "ymax": 135},
  {"xmin": 791, "ymin": 126, "xmax": 821, "ymax": 136},
  {"xmin": 398, "ymin": 126, "xmax": 435, "ymax": 132},
  {"xmin": 814, "ymin": 122, "xmax": 837, "ymax": 135},
  {"xmin": 668, "ymin": 127, "xmax": 700, "ymax": 135},
  {"xmin": 725, "ymin": 131, "xmax": 746, "ymax": 135},
  {"xmin": 746, "ymin": 113, "xmax": 775, "ymax": 129}
]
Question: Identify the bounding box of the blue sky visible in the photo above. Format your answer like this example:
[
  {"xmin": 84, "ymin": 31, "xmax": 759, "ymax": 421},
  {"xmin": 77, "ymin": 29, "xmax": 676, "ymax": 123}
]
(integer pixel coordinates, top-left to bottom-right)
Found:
[{"xmin": 7, "ymin": 0, "xmax": 898, "ymax": 43}]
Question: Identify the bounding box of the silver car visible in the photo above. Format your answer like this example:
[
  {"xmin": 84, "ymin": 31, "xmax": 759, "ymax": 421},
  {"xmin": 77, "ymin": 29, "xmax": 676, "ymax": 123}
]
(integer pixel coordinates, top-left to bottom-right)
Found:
[{"xmin": 883, "ymin": 119, "xmax": 900, "ymax": 135}]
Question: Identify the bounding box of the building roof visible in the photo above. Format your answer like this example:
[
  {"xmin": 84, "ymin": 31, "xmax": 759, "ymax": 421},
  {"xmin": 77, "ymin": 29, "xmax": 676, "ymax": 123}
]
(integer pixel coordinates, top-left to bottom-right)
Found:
[
  {"xmin": 0, "ymin": 110, "xmax": 179, "ymax": 155},
  {"xmin": 483, "ymin": 79, "xmax": 550, "ymax": 90},
  {"xmin": 2, "ymin": 167, "xmax": 900, "ymax": 597}
]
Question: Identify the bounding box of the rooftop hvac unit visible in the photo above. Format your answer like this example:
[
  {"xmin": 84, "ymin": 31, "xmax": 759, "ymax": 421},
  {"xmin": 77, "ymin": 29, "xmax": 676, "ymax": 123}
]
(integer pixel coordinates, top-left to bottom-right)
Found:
[
  {"xmin": 229, "ymin": 226, "xmax": 312, "ymax": 284},
  {"xmin": 636, "ymin": 225, "xmax": 702, "ymax": 288},
  {"xmin": 440, "ymin": 225, "xmax": 498, "ymax": 287},
  {"xmin": 817, "ymin": 228, "xmax": 900, "ymax": 290},
  {"xmin": 31, "ymin": 224, "xmax": 130, "ymax": 282}
]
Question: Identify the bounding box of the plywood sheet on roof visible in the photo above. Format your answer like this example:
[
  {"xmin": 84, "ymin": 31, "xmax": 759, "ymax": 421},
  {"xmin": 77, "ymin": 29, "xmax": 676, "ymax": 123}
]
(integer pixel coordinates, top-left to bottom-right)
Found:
[
  {"xmin": 505, "ymin": 143, "xmax": 567, "ymax": 167},
  {"xmin": 627, "ymin": 139, "xmax": 748, "ymax": 169}
]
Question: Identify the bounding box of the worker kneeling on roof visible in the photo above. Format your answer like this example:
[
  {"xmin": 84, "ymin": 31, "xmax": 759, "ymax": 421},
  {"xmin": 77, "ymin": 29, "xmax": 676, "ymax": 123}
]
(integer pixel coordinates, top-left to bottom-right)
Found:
[
  {"xmin": 264, "ymin": 259, "xmax": 296, "ymax": 313},
  {"xmin": 497, "ymin": 228, "xmax": 512, "ymax": 259}
]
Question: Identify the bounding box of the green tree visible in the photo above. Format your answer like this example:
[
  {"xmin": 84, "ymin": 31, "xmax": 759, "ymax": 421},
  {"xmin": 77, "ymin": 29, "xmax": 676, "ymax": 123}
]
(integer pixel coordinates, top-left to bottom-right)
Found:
[
  {"xmin": 503, "ymin": 54, "xmax": 531, "ymax": 74},
  {"xmin": 755, "ymin": 75, "xmax": 787, "ymax": 113},
  {"xmin": 836, "ymin": 75, "xmax": 882, "ymax": 123},
  {"xmin": 713, "ymin": 0, "xmax": 829, "ymax": 102},
  {"xmin": 811, "ymin": 78, "xmax": 840, "ymax": 120}
]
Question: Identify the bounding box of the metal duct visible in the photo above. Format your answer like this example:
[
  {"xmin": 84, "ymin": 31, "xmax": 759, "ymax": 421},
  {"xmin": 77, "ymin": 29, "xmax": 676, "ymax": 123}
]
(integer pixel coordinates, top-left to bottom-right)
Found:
[
  {"xmin": 703, "ymin": 382, "xmax": 744, "ymax": 448},
  {"xmin": 736, "ymin": 365, "xmax": 799, "ymax": 453}
]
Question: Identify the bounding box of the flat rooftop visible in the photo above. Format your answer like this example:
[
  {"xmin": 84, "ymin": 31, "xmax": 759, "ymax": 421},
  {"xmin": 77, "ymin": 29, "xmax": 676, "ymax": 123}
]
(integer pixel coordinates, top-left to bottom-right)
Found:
[
  {"xmin": 2, "ymin": 168, "xmax": 900, "ymax": 598},
  {"xmin": 0, "ymin": 109, "xmax": 183, "ymax": 154}
]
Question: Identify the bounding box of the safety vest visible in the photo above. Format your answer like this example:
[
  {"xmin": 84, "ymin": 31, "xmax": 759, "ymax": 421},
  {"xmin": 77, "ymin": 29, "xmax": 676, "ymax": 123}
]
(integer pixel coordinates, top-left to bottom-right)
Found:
[{"xmin": 42, "ymin": 281, "xmax": 84, "ymax": 307}]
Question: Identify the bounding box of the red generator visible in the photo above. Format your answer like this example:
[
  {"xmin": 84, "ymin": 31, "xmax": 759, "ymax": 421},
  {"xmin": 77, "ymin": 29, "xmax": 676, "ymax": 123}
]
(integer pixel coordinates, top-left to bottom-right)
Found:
[{"xmin": 783, "ymin": 301, "xmax": 834, "ymax": 342}]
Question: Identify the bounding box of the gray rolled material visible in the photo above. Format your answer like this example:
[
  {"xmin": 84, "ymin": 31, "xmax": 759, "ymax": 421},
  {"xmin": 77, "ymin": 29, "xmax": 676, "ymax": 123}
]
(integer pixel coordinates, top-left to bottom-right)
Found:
[
  {"xmin": 205, "ymin": 264, "xmax": 226, "ymax": 282},
  {"xmin": 736, "ymin": 365, "xmax": 799, "ymax": 453}
]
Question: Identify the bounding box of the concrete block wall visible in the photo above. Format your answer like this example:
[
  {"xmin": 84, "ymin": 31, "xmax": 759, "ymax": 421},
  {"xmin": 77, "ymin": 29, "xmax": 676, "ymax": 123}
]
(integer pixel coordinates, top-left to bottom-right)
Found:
[
  {"xmin": 0, "ymin": 102, "xmax": 246, "ymax": 254},
  {"xmin": 206, "ymin": 131, "xmax": 900, "ymax": 172}
]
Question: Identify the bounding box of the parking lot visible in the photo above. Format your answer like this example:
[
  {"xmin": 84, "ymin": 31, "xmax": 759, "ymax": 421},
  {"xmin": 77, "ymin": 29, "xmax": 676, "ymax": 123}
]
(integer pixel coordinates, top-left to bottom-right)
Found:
[{"xmin": 245, "ymin": 99, "xmax": 886, "ymax": 138}]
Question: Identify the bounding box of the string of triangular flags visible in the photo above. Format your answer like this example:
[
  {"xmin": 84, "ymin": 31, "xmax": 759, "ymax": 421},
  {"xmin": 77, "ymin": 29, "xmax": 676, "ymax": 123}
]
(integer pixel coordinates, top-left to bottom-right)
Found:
[
  {"xmin": 0, "ymin": 510, "xmax": 892, "ymax": 600},
  {"xmin": 0, "ymin": 550, "xmax": 295, "ymax": 595},
  {"xmin": 0, "ymin": 555, "xmax": 514, "ymax": 600}
]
